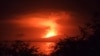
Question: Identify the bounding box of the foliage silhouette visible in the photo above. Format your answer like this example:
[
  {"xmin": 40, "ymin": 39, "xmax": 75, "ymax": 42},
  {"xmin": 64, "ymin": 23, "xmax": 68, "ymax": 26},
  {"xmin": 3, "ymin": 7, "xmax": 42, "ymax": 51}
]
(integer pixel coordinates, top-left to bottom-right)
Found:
[
  {"xmin": 0, "ymin": 40, "xmax": 38, "ymax": 56},
  {"xmin": 51, "ymin": 12, "xmax": 100, "ymax": 56}
]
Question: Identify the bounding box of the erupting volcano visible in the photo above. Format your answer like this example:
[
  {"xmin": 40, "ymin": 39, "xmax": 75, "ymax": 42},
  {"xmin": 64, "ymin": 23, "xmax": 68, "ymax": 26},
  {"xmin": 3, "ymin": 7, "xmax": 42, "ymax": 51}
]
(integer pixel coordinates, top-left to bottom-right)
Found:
[
  {"xmin": 9, "ymin": 11, "xmax": 73, "ymax": 41},
  {"xmin": 44, "ymin": 20, "xmax": 57, "ymax": 38}
]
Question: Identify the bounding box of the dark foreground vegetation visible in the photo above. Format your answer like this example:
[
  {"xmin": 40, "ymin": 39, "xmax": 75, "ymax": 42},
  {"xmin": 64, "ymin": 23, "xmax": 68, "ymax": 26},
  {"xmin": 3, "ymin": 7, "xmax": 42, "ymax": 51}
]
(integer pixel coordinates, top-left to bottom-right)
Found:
[
  {"xmin": 0, "ymin": 12, "xmax": 100, "ymax": 56},
  {"xmin": 0, "ymin": 40, "xmax": 38, "ymax": 56},
  {"xmin": 51, "ymin": 12, "xmax": 100, "ymax": 56}
]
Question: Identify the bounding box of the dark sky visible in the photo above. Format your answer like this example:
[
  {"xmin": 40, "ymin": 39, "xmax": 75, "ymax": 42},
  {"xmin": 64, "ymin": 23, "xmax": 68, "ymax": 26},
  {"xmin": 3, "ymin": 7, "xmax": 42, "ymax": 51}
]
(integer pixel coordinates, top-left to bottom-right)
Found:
[
  {"xmin": 0, "ymin": 0, "xmax": 100, "ymax": 41},
  {"xmin": 1, "ymin": 0, "xmax": 100, "ymax": 20}
]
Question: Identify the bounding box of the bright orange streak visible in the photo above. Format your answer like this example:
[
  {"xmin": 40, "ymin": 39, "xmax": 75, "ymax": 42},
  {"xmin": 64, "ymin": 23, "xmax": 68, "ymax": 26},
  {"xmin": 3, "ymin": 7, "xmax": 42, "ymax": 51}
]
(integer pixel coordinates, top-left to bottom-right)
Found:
[
  {"xmin": 45, "ymin": 30, "xmax": 56, "ymax": 38},
  {"xmin": 44, "ymin": 20, "xmax": 57, "ymax": 38},
  {"xmin": 45, "ymin": 28, "xmax": 57, "ymax": 38}
]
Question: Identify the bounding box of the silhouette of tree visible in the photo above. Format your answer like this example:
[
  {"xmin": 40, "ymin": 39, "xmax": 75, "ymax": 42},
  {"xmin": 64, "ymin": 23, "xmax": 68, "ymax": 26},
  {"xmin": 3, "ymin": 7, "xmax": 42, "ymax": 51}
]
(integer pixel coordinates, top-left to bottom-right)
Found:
[
  {"xmin": 0, "ymin": 42, "xmax": 9, "ymax": 56},
  {"xmin": 0, "ymin": 40, "xmax": 38, "ymax": 56},
  {"xmin": 51, "ymin": 12, "xmax": 100, "ymax": 56}
]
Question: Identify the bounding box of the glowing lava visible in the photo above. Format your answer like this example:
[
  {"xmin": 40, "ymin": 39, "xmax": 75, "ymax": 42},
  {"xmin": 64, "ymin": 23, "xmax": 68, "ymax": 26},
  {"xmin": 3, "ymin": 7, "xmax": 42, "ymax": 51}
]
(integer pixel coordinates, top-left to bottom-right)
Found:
[
  {"xmin": 45, "ymin": 30, "xmax": 56, "ymax": 38},
  {"xmin": 44, "ymin": 20, "xmax": 58, "ymax": 38},
  {"xmin": 45, "ymin": 27, "xmax": 57, "ymax": 38}
]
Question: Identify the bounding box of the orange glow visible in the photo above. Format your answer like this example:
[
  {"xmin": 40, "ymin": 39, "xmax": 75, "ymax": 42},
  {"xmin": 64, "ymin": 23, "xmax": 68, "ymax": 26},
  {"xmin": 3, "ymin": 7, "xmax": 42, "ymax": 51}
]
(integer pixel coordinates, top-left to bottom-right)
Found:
[
  {"xmin": 34, "ymin": 42, "xmax": 55, "ymax": 55},
  {"xmin": 45, "ymin": 30, "xmax": 57, "ymax": 38},
  {"xmin": 9, "ymin": 11, "xmax": 71, "ymax": 40},
  {"xmin": 44, "ymin": 21, "xmax": 57, "ymax": 38}
]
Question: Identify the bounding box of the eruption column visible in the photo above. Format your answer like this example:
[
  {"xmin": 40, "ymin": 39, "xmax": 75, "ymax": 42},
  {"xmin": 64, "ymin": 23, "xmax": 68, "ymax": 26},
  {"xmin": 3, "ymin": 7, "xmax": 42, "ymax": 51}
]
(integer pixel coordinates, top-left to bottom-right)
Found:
[{"xmin": 44, "ymin": 20, "xmax": 57, "ymax": 38}]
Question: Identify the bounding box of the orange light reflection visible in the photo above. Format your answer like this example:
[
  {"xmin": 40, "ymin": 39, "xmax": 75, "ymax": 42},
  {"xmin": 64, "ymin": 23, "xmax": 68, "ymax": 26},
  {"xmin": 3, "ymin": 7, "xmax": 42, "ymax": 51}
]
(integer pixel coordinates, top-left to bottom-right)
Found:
[{"xmin": 38, "ymin": 42, "xmax": 55, "ymax": 55}]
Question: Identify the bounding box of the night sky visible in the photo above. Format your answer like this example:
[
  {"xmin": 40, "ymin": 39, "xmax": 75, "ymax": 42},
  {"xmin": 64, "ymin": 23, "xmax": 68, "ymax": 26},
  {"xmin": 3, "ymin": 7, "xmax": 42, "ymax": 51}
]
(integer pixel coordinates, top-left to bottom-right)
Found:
[{"xmin": 0, "ymin": 0, "xmax": 100, "ymax": 41}]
